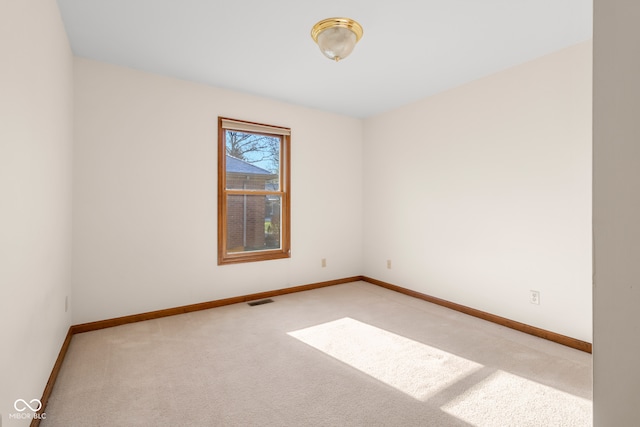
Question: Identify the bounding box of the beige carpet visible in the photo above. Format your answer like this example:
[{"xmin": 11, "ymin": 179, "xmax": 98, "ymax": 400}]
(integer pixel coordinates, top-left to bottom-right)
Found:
[{"xmin": 42, "ymin": 281, "xmax": 592, "ymax": 426}]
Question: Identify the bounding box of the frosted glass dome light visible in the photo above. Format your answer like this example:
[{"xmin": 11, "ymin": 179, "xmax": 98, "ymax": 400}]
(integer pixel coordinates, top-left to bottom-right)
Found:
[{"xmin": 311, "ymin": 18, "xmax": 363, "ymax": 62}]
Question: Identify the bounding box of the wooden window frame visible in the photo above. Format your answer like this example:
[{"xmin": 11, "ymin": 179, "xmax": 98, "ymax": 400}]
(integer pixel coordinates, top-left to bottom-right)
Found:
[{"xmin": 218, "ymin": 117, "xmax": 291, "ymax": 265}]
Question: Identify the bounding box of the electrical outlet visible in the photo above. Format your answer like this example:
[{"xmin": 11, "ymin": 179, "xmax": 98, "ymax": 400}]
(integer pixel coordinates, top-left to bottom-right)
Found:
[
  {"xmin": 529, "ymin": 290, "xmax": 540, "ymax": 305},
  {"xmin": 321, "ymin": 258, "xmax": 326, "ymax": 268},
  {"xmin": 387, "ymin": 260, "xmax": 392, "ymax": 269}
]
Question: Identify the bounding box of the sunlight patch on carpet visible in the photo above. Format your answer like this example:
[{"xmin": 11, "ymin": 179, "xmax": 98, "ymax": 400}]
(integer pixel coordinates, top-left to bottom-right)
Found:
[
  {"xmin": 441, "ymin": 370, "xmax": 592, "ymax": 427},
  {"xmin": 288, "ymin": 317, "xmax": 482, "ymax": 401}
]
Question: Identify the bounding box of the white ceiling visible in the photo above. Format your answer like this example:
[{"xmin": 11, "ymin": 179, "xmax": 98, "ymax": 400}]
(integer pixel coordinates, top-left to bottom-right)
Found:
[{"xmin": 55, "ymin": 0, "xmax": 592, "ymax": 118}]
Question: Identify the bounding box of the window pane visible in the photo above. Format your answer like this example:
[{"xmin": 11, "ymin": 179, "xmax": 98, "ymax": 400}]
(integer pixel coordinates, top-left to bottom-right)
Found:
[
  {"xmin": 225, "ymin": 130, "xmax": 280, "ymax": 191},
  {"xmin": 227, "ymin": 195, "xmax": 281, "ymax": 253},
  {"xmin": 218, "ymin": 117, "xmax": 290, "ymax": 265}
]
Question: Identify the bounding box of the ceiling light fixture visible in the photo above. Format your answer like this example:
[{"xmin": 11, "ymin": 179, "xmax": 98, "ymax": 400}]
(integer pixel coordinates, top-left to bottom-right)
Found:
[{"xmin": 311, "ymin": 18, "xmax": 363, "ymax": 62}]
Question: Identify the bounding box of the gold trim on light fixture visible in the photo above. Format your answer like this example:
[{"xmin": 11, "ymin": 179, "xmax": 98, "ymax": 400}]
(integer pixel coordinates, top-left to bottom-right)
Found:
[{"xmin": 311, "ymin": 18, "xmax": 364, "ymax": 43}]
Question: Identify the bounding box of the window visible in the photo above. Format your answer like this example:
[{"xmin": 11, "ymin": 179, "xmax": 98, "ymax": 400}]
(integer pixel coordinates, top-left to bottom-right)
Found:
[{"xmin": 218, "ymin": 117, "xmax": 291, "ymax": 264}]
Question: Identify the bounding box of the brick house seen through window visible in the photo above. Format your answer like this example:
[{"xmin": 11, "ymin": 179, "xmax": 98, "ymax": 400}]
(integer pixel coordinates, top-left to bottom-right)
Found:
[{"xmin": 225, "ymin": 155, "xmax": 279, "ymax": 252}]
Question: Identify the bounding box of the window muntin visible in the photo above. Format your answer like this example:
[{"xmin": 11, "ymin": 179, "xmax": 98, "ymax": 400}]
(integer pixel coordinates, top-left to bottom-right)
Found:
[{"xmin": 218, "ymin": 117, "xmax": 290, "ymax": 264}]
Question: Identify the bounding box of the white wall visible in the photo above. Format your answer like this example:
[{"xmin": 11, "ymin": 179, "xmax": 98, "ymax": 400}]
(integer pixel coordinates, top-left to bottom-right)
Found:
[
  {"xmin": 363, "ymin": 42, "xmax": 592, "ymax": 342},
  {"xmin": 72, "ymin": 58, "xmax": 363, "ymax": 324},
  {"xmin": 593, "ymin": 0, "xmax": 640, "ymax": 424},
  {"xmin": 0, "ymin": 1, "xmax": 73, "ymax": 426}
]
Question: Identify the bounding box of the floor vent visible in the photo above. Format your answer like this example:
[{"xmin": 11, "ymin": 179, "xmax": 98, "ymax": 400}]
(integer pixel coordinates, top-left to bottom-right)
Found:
[{"xmin": 247, "ymin": 298, "xmax": 274, "ymax": 307}]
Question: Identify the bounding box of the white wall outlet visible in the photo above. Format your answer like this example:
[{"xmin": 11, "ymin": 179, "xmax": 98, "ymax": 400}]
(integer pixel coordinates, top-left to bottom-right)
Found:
[
  {"xmin": 321, "ymin": 258, "xmax": 326, "ymax": 268},
  {"xmin": 529, "ymin": 290, "xmax": 540, "ymax": 305},
  {"xmin": 387, "ymin": 260, "xmax": 392, "ymax": 269}
]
